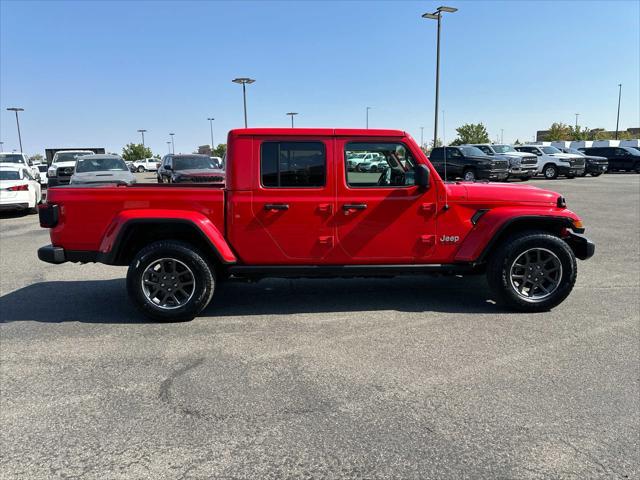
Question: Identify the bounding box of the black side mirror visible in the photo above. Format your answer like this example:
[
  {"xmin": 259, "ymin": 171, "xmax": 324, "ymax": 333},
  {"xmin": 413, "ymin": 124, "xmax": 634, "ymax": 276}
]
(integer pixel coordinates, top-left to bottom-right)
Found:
[{"xmin": 415, "ymin": 164, "xmax": 430, "ymax": 188}]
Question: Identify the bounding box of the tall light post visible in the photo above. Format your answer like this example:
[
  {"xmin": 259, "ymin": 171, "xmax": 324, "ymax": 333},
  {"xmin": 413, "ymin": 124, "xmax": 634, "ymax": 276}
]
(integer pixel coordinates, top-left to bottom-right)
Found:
[
  {"xmin": 422, "ymin": 6, "xmax": 457, "ymax": 149},
  {"xmin": 442, "ymin": 110, "xmax": 446, "ymax": 145},
  {"xmin": 169, "ymin": 133, "xmax": 175, "ymax": 154},
  {"xmin": 500, "ymin": 128, "xmax": 504, "ymax": 144},
  {"xmin": 366, "ymin": 106, "xmax": 372, "ymax": 129},
  {"xmin": 232, "ymin": 77, "xmax": 255, "ymax": 128},
  {"xmin": 166, "ymin": 141, "xmax": 171, "ymax": 154},
  {"xmin": 615, "ymin": 84, "xmax": 622, "ymax": 140},
  {"xmin": 420, "ymin": 126, "xmax": 424, "ymax": 148},
  {"xmin": 207, "ymin": 118, "xmax": 215, "ymax": 149},
  {"xmin": 0, "ymin": 142, "xmax": 3, "ymax": 152},
  {"xmin": 286, "ymin": 112, "xmax": 298, "ymax": 128},
  {"xmin": 575, "ymin": 113, "xmax": 580, "ymax": 129},
  {"xmin": 6, "ymin": 107, "xmax": 24, "ymax": 152},
  {"xmin": 137, "ymin": 129, "xmax": 147, "ymax": 147}
]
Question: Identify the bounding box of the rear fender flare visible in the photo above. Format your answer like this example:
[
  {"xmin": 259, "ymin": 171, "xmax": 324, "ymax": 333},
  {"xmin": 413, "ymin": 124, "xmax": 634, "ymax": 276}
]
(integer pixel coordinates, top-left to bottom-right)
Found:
[{"xmin": 98, "ymin": 209, "xmax": 236, "ymax": 264}]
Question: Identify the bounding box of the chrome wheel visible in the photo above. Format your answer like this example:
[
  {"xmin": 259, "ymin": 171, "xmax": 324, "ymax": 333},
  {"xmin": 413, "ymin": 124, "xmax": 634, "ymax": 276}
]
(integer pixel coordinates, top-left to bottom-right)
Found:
[
  {"xmin": 463, "ymin": 170, "xmax": 476, "ymax": 181},
  {"xmin": 544, "ymin": 166, "xmax": 556, "ymax": 178},
  {"xmin": 141, "ymin": 258, "xmax": 195, "ymax": 310},
  {"xmin": 509, "ymin": 248, "xmax": 562, "ymax": 302}
]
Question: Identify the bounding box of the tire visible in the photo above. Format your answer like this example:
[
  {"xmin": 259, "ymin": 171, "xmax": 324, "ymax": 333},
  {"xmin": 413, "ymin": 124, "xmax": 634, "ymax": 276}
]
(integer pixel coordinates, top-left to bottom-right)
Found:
[
  {"xmin": 635, "ymin": 163, "xmax": 640, "ymax": 174},
  {"xmin": 157, "ymin": 176, "xmax": 163, "ymax": 183},
  {"xmin": 542, "ymin": 164, "xmax": 558, "ymax": 179},
  {"xmin": 127, "ymin": 240, "xmax": 215, "ymax": 322},
  {"xmin": 566, "ymin": 175, "xmax": 575, "ymax": 179},
  {"xmin": 137, "ymin": 166, "xmax": 145, "ymax": 173},
  {"xmin": 462, "ymin": 168, "xmax": 477, "ymax": 182},
  {"xmin": 487, "ymin": 231, "xmax": 577, "ymax": 312}
]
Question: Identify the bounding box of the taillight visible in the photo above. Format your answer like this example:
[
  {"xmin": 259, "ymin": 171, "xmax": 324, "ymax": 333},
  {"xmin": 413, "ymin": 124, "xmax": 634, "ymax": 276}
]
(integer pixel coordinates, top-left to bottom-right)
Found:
[
  {"xmin": 8, "ymin": 184, "xmax": 29, "ymax": 191},
  {"xmin": 39, "ymin": 203, "xmax": 59, "ymax": 228}
]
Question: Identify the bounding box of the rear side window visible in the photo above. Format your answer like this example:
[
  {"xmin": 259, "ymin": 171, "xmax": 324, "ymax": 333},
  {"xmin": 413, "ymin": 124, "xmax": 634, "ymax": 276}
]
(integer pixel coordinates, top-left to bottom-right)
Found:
[
  {"xmin": 429, "ymin": 148, "xmax": 443, "ymax": 160},
  {"xmin": 261, "ymin": 142, "xmax": 325, "ymax": 188}
]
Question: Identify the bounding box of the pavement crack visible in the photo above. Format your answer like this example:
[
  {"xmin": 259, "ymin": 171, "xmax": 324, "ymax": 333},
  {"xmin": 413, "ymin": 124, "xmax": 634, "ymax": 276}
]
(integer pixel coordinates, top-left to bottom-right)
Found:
[{"xmin": 159, "ymin": 357, "xmax": 205, "ymax": 417}]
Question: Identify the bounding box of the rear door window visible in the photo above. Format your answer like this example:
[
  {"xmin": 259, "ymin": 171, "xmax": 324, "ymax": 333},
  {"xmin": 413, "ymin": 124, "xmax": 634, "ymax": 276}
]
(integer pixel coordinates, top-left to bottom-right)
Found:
[{"xmin": 261, "ymin": 142, "xmax": 326, "ymax": 188}]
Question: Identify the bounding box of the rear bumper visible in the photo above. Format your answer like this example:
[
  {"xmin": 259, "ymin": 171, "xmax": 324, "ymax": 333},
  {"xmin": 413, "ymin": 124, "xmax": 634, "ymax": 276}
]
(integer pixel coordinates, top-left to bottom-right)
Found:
[
  {"xmin": 565, "ymin": 232, "xmax": 595, "ymax": 260},
  {"xmin": 38, "ymin": 244, "xmax": 98, "ymax": 264},
  {"xmin": 0, "ymin": 202, "xmax": 29, "ymax": 211}
]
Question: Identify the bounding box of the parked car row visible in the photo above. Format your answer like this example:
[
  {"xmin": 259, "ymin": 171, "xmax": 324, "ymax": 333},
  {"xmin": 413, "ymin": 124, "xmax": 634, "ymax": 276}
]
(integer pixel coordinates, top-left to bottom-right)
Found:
[
  {"xmin": 157, "ymin": 154, "xmax": 225, "ymax": 184},
  {"xmin": 0, "ymin": 164, "xmax": 43, "ymax": 213}
]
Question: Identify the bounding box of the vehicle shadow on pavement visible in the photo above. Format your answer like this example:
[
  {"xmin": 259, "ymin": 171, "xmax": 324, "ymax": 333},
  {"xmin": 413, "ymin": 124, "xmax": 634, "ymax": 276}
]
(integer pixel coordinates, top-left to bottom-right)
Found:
[{"xmin": 0, "ymin": 275, "xmax": 503, "ymax": 324}]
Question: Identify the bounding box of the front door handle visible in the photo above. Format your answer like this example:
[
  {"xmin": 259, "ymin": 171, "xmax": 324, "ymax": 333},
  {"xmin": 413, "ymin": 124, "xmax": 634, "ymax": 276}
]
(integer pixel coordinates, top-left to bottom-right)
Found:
[
  {"xmin": 342, "ymin": 203, "xmax": 368, "ymax": 211},
  {"xmin": 264, "ymin": 203, "xmax": 289, "ymax": 211}
]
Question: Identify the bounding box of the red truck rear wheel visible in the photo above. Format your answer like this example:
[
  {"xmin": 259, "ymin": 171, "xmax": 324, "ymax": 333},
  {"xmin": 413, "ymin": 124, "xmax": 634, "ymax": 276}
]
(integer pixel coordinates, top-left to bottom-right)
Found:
[
  {"xmin": 126, "ymin": 240, "xmax": 215, "ymax": 321},
  {"xmin": 487, "ymin": 231, "xmax": 577, "ymax": 312}
]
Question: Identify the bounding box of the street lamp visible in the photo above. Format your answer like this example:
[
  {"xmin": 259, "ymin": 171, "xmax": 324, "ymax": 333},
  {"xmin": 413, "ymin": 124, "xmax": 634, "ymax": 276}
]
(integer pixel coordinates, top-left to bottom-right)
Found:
[
  {"xmin": 0, "ymin": 142, "xmax": 3, "ymax": 152},
  {"xmin": 366, "ymin": 106, "xmax": 372, "ymax": 129},
  {"xmin": 166, "ymin": 141, "xmax": 171, "ymax": 154},
  {"xmin": 575, "ymin": 113, "xmax": 580, "ymax": 128},
  {"xmin": 207, "ymin": 118, "xmax": 215, "ymax": 149},
  {"xmin": 137, "ymin": 129, "xmax": 147, "ymax": 147},
  {"xmin": 420, "ymin": 126, "xmax": 424, "ymax": 148},
  {"xmin": 232, "ymin": 77, "xmax": 256, "ymax": 128},
  {"xmin": 615, "ymin": 84, "xmax": 622, "ymax": 140},
  {"xmin": 6, "ymin": 107, "xmax": 24, "ymax": 152},
  {"xmin": 500, "ymin": 128, "xmax": 504, "ymax": 144},
  {"xmin": 169, "ymin": 133, "xmax": 175, "ymax": 154},
  {"xmin": 422, "ymin": 6, "xmax": 457, "ymax": 149},
  {"xmin": 286, "ymin": 112, "xmax": 298, "ymax": 128}
]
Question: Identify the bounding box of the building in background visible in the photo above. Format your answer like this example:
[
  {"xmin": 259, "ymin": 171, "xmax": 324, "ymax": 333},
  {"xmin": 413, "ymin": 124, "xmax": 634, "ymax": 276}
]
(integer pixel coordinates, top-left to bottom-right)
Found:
[
  {"xmin": 197, "ymin": 145, "xmax": 212, "ymax": 156},
  {"xmin": 536, "ymin": 127, "xmax": 639, "ymax": 142}
]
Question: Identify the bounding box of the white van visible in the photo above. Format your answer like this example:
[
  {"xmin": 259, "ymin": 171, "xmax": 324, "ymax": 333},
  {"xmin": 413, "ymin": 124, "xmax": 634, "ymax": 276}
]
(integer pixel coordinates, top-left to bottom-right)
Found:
[
  {"xmin": 570, "ymin": 140, "xmax": 593, "ymax": 150},
  {"xmin": 592, "ymin": 140, "xmax": 620, "ymax": 147}
]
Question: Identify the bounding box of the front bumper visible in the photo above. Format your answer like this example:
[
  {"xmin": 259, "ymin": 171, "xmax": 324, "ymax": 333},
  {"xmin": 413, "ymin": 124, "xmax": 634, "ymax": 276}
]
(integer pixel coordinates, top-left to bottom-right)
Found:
[
  {"xmin": 558, "ymin": 165, "xmax": 585, "ymax": 177},
  {"xmin": 586, "ymin": 163, "xmax": 608, "ymax": 174},
  {"xmin": 565, "ymin": 232, "xmax": 595, "ymax": 260},
  {"xmin": 508, "ymin": 166, "xmax": 537, "ymax": 178},
  {"xmin": 479, "ymin": 169, "xmax": 509, "ymax": 181}
]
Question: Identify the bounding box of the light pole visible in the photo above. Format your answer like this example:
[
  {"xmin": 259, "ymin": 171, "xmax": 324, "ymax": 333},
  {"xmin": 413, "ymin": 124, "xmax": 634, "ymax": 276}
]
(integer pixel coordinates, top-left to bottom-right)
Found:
[
  {"xmin": 500, "ymin": 129, "xmax": 504, "ymax": 144},
  {"xmin": 207, "ymin": 118, "xmax": 215, "ymax": 149},
  {"xmin": 420, "ymin": 126, "xmax": 424, "ymax": 148},
  {"xmin": 442, "ymin": 110, "xmax": 446, "ymax": 145},
  {"xmin": 575, "ymin": 113, "xmax": 580, "ymax": 129},
  {"xmin": 0, "ymin": 142, "xmax": 3, "ymax": 152},
  {"xmin": 166, "ymin": 141, "xmax": 171, "ymax": 154},
  {"xmin": 366, "ymin": 106, "xmax": 372, "ymax": 129},
  {"xmin": 232, "ymin": 77, "xmax": 255, "ymax": 128},
  {"xmin": 169, "ymin": 133, "xmax": 175, "ymax": 154},
  {"xmin": 6, "ymin": 107, "xmax": 24, "ymax": 152},
  {"xmin": 615, "ymin": 84, "xmax": 622, "ymax": 140},
  {"xmin": 422, "ymin": 6, "xmax": 457, "ymax": 150},
  {"xmin": 137, "ymin": 129, "xmax": 147, "ymax": 147},
  {"xmin": 286, "ymin": 112, "xmax": 298, "ymax": 128}
]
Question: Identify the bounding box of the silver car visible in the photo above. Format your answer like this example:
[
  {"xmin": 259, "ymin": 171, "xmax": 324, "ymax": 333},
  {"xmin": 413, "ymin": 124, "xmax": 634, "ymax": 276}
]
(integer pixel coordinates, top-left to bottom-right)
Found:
[{"xmin": 70, "ymin": 154, "xmax": 136, "ymax": 186}]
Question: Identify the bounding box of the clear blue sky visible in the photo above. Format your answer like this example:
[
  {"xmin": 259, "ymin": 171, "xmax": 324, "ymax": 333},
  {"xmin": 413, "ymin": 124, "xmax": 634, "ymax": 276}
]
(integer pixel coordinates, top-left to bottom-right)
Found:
[{"xmin": 1, "ymin": 0, "xmax": 638, "ymax": 156}]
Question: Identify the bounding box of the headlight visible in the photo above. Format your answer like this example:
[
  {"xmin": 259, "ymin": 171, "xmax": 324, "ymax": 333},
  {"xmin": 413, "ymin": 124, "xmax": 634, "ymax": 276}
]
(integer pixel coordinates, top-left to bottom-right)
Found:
[{"xmin": 47, "ymin": 167, "xmax": 56, "ymax": 177}]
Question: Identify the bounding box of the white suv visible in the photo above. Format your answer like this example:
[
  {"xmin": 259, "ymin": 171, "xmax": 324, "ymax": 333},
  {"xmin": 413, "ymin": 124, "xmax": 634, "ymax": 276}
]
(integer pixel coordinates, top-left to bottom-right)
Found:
[{"xmin": 515, "ymin": 145, "xmax": 585, "ymax": 179}]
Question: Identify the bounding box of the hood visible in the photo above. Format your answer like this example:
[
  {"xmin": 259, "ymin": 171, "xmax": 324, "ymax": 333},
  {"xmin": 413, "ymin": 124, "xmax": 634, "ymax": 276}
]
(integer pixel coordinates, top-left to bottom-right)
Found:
[
  {"xmin": 448, "ymin": 182, "xmax": 561, "ymax": 207},
  {"xmin": 70, "ymin": 171, "xmax": 135, "ymax": 185},
  {"xmin": 549, "ymin": 153, "xmax": 581, "ymax": 160}
]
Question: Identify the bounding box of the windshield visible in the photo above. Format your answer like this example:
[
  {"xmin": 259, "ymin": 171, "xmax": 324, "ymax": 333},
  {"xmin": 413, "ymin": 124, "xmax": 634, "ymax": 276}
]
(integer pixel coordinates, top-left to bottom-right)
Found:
[
  {"xmin": 541, "ymin": 146, "xmax": 562, "ymax": 154},
  {"xmin": 491, "ymin": 145, "xmax": 516, "ymax": 153},
  {"xmin": 460, "ymin": 146, "xmax": 486, "ymax": 156},
  {"xmin": 0, "ymin": 170, "xmax": 21, "ymax": 180},
  {"xmin": 0, "ymin": 154, "xmax": 25, "ymax": 164},
  {"xmin": 75, "ymin": 157, "xmax": 128, "ymax": 173},
  {"xmin": 567, "ymin": 148, "xmax": 584, "ymax": 156},
  {"xmin": 173, "ymin": 156, "xmax": 217, "ymax": 170},
  {"xmin": 54, "ymin": 152, "xmax": 92, "ymax": 163}
]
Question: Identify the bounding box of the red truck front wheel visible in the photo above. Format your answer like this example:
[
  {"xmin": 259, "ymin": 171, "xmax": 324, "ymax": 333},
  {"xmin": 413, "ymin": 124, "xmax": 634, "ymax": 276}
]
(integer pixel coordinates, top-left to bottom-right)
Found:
[
  {"xmin": 487, "ymin": 231, "xmax": 577, "ymax": 312},
  {"xmin": 127, "ymin": 240, "xmax": 215, "ymax": 321}
]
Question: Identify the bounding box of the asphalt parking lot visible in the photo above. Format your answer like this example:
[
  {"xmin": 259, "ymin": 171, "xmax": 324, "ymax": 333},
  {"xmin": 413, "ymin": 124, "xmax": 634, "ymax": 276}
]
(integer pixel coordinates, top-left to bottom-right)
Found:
[{"xmin": 1, "ymin": 174, "xmax": 638, "ymax": 479}]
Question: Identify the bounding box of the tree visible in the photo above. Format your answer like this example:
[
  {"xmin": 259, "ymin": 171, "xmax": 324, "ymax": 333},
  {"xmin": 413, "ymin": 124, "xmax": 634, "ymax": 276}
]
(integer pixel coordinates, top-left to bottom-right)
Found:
[
  {"xmin": 514, "ymin": 139, "xmax": 522, "ymax": 145},
  {"xmin": 450, "ymin": 123, "xmax": 490, "ymax": 146},
  {"xmin": 28, "ymin": 153, "xmax": 44, "ymax": 164},
  {"xmin": 122, "ymin": 143, "xmax": 153, "ymax": 162},
  {"xmin": 213, "ymin": 144, "xmax": 227, "ymax": 158},
  {"xmin": 568, "ymin": 125, "xmax": 591, "ymax": 141},
  {"xmin": 427, "ymin": 138, "xmax": 442, "ymax": 151},
  {"xmin": 546, "ymin": 122, "xmax": 571, "ymax": 141}
]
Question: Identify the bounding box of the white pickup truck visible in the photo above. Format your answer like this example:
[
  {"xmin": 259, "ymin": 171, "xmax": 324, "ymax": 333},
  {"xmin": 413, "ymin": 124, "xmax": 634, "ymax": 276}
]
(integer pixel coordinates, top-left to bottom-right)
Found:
[
  {"xmin": 471, "ymin": 144, "xmax": 538, "ymax": 180},
  {"xmin": 47, "ymin": 150, "xmax": 94, "ymax": 187},
  {"xmin": 515, "ymin": 145, "xmax": 585, "ymax": 179}
]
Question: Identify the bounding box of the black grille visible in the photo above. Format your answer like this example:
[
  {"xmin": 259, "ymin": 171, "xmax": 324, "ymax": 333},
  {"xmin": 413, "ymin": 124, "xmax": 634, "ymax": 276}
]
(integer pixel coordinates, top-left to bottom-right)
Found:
[
  {"xmin": 571, "ymin": 158, "xmax": 585, "ymax": 168},
  {"xmin": 494, "ymin": 160, "xmax": 509, "ymax": 170},
  {"xmin": 56, "ymin": 166, "xmax": 74, "ymax": 183},
  {"xmin": 179, "ymin": 176, "xmax": 224, "ymax": 183}
]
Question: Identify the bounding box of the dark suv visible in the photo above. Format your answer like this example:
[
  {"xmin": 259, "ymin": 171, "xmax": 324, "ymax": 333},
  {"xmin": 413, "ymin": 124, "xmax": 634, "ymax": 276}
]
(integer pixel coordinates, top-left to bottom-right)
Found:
[
  {"xmin": 429, "ymin": 146, "xmax": 509, "ymax": 181},
  {"xmin": 557, "ymin": 147, "xmax": 608, "ymax": 176},
  {"xmin": 579, "ymin": 146, "xmax": 640, "ymax": 173},
  {"xmin": 157, "ymin": 154, "xmax": 224, "ymax": 183}
]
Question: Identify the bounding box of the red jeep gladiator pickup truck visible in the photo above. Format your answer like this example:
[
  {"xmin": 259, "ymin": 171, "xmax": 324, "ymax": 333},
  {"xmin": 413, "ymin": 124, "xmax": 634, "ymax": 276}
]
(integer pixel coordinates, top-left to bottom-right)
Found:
[{"xmin": 38, "ymin": 128, "xmax": 594, "ymax": 321}]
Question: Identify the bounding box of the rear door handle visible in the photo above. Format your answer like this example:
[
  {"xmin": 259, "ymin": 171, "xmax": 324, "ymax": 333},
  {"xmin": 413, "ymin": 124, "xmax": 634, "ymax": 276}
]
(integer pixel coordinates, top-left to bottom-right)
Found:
[
  {"xmin": 342, "ymin": 203, "xmax": 367, "ymax": 211},
  {"xmin": 264, "ymin": 203, "xmax": 289, "ymax": 211}
]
